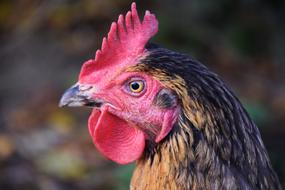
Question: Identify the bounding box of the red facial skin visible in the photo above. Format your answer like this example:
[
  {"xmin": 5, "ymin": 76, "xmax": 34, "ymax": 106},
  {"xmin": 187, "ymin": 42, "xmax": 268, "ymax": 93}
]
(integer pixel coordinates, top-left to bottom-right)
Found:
[
  {"xmin": 79, "ymin": 69, "xmax": 179, "ymax": 164},
  {"xmin": 73, "ymin": 3, "xmax": 177, "ymax": 164}
]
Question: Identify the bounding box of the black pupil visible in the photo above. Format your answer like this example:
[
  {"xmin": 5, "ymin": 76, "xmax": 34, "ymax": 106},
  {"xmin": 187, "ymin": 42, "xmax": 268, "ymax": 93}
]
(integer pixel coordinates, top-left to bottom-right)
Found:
[{"xmin": 131, "ymin": 82, "xmax": 140, "ymax": 90}]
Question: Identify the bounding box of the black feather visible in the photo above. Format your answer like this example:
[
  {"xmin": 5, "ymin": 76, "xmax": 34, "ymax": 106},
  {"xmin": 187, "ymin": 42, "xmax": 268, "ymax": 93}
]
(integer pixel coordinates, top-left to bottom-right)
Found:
[{"xmin": 136, "ymin": 46, "xmax": 282, "ymax": 190}]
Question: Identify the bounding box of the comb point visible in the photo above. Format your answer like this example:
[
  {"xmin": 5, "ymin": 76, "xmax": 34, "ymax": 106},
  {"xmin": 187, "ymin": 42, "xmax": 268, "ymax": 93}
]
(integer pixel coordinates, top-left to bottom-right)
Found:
[
  {"xmin": 117, "ymin": 14, "xmax": 126, "ymax": 40},
  {"xmin": 118, "ymin": 14, "xmax": 124, "ymax": 23},
  {"xmin": 95, "ymin": 50, "xmax": 101, "ymax": 61},
  {"xmin": 79, "ymin": 2, "xmax": 159, "ymax": 82},
  {"xmin": 101, "ymin": 37, "xmax": 108, "ymax": 52},
  {"xmin": 125, "ymin": 11, "xmax": 133, "ymax": 32},
  {"xmin": 109, "ymin": 22, "xmax": 117, "ymax": 35},
  {"xmin": 131, "ymin": 2, "xmax": 136, "ymax": 10},
  {"xmin": 131, "ymin": 3, "xmax": 141, "ymax": 28},
  {"xmin": 108, "ymin": 22, "xmax": 119, "ymax": 42}
]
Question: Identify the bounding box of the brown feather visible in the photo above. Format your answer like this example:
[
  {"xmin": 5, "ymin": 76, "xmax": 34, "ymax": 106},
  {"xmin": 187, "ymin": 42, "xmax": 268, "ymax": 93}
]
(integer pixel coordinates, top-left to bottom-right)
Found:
[{"xmin": 126, "ymin": 46, "xmax": 282, "ymax": 190}]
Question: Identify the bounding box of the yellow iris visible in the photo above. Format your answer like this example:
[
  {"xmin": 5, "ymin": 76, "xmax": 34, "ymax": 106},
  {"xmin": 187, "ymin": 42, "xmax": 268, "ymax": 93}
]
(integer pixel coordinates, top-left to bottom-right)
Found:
[{"xmin": 129, "ymin": 80, "xmax": 144, "ymax": 93}]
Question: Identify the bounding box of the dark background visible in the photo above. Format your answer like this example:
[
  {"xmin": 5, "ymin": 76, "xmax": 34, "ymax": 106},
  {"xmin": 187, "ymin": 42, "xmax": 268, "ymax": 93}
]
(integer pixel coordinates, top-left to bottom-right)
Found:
[{"xmin": 0, "ymin": 0, "xmax": 284, "ymax": 189}]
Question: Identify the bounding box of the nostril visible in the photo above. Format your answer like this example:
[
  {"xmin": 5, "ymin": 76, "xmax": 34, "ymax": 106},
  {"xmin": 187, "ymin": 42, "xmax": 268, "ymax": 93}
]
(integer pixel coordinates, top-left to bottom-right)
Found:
[{"xmin": 79, "ymin": 84, "xmax": 93, "ymax": 91}]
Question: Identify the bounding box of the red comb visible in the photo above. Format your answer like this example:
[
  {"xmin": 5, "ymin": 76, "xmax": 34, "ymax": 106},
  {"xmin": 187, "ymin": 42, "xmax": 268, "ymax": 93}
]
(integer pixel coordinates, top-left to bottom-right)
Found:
[{"xmin": 79, "ymin": 2, "xmax": 158, "ymax": 81}]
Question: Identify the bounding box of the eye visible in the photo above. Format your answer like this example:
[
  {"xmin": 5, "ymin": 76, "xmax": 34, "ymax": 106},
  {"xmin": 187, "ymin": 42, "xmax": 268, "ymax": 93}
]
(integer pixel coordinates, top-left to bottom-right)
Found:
[{"xmin": 129, "ymin": 80, "xmax": 145, "ymax": 93}]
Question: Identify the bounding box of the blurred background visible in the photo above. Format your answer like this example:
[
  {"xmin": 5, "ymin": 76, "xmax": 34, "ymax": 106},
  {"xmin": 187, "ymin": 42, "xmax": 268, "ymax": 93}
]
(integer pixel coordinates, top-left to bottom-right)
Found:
[{"xmin": 0, "ymin": 0, "xmax": 284, "ymax": 189}]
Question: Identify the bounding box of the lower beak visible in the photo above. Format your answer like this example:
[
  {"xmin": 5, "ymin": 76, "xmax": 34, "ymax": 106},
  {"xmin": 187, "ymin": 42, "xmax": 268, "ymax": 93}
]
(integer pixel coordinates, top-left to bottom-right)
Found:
[{"xmin": 59, "ymin": 84, "xmax": 102, "ymax": 108}]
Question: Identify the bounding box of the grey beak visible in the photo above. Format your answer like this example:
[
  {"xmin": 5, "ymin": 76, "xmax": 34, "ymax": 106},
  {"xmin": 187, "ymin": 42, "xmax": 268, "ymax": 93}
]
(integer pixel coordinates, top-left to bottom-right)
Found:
[{"xmin": 59, "ymin": 84, "xmax": 103, "ymax": 108}]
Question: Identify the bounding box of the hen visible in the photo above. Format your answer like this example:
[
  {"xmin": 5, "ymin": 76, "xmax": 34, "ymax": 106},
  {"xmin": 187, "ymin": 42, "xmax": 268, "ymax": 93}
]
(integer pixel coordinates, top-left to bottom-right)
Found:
[{"xmin": 59, "ymin": 2, "xmax": 282, "ymax": 190}]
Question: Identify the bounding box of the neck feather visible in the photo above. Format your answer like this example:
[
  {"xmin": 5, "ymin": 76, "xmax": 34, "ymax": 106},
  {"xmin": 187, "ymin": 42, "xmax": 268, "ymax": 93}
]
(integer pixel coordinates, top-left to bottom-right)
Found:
[{"xmin": 131, "ymin": 110, "xmax": 281, "ymax": 190}]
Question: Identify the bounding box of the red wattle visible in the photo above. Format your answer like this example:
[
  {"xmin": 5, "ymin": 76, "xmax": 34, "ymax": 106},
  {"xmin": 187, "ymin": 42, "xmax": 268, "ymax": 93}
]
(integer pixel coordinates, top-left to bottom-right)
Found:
[{"xmin": 88, "ymin": 109, "xmax": 145, "ymax": 164}]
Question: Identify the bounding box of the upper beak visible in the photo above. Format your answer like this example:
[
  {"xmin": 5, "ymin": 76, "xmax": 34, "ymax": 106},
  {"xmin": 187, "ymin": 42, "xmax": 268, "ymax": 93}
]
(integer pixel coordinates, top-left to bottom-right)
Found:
[{"xmin": 59, "ymin": 84, "xmax": 103, "ymax": 108}]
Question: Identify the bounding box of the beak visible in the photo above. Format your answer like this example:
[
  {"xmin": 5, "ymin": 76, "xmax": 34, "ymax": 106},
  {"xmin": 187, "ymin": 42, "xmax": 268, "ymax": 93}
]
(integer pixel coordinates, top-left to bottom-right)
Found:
[{"xmin": 59, "ymin": 84, "xmax": 103, "ymax": 108}]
